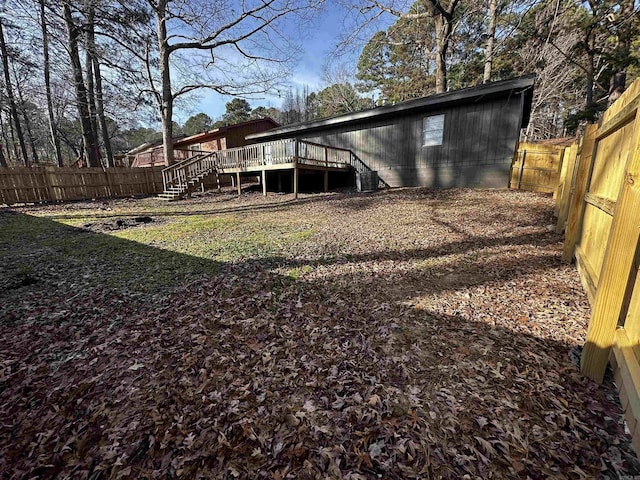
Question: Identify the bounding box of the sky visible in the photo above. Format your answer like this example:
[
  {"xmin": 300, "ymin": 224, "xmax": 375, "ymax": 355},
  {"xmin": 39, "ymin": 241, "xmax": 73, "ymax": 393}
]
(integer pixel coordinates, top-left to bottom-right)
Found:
[{"xmin": 173, "ymin": 3, "xmax": 394, "ymax": 124}]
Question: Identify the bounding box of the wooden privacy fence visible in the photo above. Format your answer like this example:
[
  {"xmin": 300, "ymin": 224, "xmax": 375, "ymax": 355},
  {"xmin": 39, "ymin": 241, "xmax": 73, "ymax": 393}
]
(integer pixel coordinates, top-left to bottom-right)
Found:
[
  {"xmin": 0, "ymin": 166, "xmax": 164, "ymax": 205},
  {"xmin": 559, "ymin": 78, "xmax": 640, "ymax": 448},
  {"xmin": 510, "ymin": 142, "xmax": 566, "ymax": 193}
]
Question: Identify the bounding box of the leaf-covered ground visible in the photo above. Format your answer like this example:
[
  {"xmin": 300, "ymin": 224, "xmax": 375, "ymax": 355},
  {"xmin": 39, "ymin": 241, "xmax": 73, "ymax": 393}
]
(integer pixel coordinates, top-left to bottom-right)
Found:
[{"xmin": 1, "ymin": 188, "xmax": 638, "ymax": 479}]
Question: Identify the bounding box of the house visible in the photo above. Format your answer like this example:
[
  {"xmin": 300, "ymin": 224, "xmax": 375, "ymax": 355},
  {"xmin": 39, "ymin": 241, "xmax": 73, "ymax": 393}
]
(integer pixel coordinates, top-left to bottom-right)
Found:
[
  {"xmin": 130, "ymin": 118, "xmax": 279, "ymax": 168},
  {"xmin": 246, "ymin": 75, "xmax": 536, "ymax": 189}
]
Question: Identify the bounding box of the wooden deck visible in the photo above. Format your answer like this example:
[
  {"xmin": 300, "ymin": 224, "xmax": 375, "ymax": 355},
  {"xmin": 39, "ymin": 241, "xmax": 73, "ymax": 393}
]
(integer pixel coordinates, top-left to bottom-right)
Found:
[{"xmin": 161, "ymin": 139, "xmax": 361, "ymax": 199}]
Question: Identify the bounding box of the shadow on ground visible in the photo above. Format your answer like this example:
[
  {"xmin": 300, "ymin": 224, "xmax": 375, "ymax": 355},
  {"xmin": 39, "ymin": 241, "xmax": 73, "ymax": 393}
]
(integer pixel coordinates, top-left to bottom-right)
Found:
[{"xmin": 0, "ymin": 200, "xmax": 636, "ymax": 478}]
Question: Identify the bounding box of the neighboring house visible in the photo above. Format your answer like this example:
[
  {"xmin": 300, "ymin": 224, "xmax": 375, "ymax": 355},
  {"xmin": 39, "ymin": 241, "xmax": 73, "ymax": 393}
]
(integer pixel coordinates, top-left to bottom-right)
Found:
[
  {"xmin": 130, "ymin": 118, "xmax": 279, "ymax": 167},
  {"xmin": 246, "ymin": 75, "xmax": 536, "ymax": 189}
]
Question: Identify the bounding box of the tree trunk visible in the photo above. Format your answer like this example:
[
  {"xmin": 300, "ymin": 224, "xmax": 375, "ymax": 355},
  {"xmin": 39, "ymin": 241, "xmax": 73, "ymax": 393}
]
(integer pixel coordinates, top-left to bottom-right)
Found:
[
  {"xmin": 0, "ymin": 19, "xmax": 29, "ymax": 166},
  {"xmin": 84, "ymin": 1, "xmax": 100, "ymax": 166},
  {"xmin": 40, "ymin": 0, "xmax": 63, "ymax": 167},
  {"xmin": 0, "ymin": 138, "xmax": 6, "ymax": 167},
  {"xmin": 13, "ymin": 65, "xmax": 39, "ymax": 164},
  {"xmin": 7, "ymin": 113, "xmax": 20, "ymax": 161},
  {"xmin": 63, "ymin": 3, "xmax": 99, "ymax": 168},
  {"xmin": 483, "ymin": 0, "xmax": 497, "ymax": 84},
  {"xmin": 427, "ymin": 1, "xmax": 457, "ymax": 94},
  {"xmin": 0, "ymin": 112, "xmax": 6, "ymax": 166},
  {"xmin": 93, "ymin": 57, "xmax": 114, "ymax": 167},
  {"xmin": 154, "ymin": 1, "xmax": 174, "ymax": 166},
  {"xmin": 609, "ymin": 72, "xmax": 626, "ymax": 106},
  {"xmin": 607, "ymin": 0, "xmax": 632, "ymax": 106},
  {"xmin": 0, "ymin": 111, "xmax": 13, "ymax": 164},
  {"xmin": 85, "ymin": 4, "xmax": 113, "ymax": 167},
  {"xmin": 585, "ymin": 54, "xmax": 595, "ymax": 109},
  {"xmin": 433, "ymin": 15, "xmax": 446, "ymax": 93}
]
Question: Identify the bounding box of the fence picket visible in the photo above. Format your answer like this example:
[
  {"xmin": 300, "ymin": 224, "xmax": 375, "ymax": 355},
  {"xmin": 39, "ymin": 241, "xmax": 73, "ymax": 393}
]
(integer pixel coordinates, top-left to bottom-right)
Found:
[{"xmin": 0, "ymin": 167, "xmax": 164, "ymax": 205}]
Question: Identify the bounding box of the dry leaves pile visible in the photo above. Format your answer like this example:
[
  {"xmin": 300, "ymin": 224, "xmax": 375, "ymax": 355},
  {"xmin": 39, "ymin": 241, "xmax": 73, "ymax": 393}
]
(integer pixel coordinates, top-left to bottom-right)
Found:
[{"xmin": 1, "ymin": 188, "xmax": 638, "ymax": 479}]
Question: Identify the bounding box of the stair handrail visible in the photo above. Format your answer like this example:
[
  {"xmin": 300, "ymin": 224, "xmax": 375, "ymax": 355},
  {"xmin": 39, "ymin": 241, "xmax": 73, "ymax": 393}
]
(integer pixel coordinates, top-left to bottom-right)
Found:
[
  {"xmin": 162, "ymin": 151, "xmax": 216, "ymax": 191},
  {"xmin": 348, "ymin": 150, "xmax": 390, "ymax": 188}
]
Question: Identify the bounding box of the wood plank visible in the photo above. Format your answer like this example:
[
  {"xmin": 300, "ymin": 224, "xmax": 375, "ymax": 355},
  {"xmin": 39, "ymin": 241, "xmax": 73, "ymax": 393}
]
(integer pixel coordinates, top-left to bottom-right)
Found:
[
  {"xmin": 554, "ymin": 147, "xmax": 569, "ymax": 211},
  {"xmin": 575, "ymin": 244, "xmax": 598, "ymax": 305},
  {"xmin": 624, "ymin": 261, "xmax": 640, "ymax": 344},
  {"xmin": 613, "ymin": 329, "xmax": 640, "ymax": 435},
  {"xmin": 582, "ymin": 109, "xmax": 640, "ymax": 383},
  {"xmin": 557, "ymin": 143, "xmax": 579, "ymax": 232},
  {"xmin": 563, "ymin": 124, "xmax": 599, "ymax": 262},
  {"xmin": 584, "ymin": 192, "xmax": 616, "ymax": 216},
  {"xmin": 596, "ymin": 96, "xmax": 640, "ymax": 141},
  {"xmin": 602, "ymin": 78, "xmax": 640, "ymax": 124}
]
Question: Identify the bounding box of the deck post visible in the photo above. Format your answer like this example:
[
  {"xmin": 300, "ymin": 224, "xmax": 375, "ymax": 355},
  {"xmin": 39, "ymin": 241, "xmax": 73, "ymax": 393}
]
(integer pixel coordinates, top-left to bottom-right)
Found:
[
  {"xmin": 262, "ymin": 170, "xmax": 267, "ymax": 196},
  {"xmin": 324, "ymin": 170, "xmax": 329, "ymax": 192},
  {"xmin": 236, "ymin": 172, "xmax": 241, "ymax": 196},
  {"xmin": 216, "ymin": 173, "xmax": 221, "ymax": 192},
  {"xmin": 294, "ymin": 140, "xmax": 299, "ymax": 199}
]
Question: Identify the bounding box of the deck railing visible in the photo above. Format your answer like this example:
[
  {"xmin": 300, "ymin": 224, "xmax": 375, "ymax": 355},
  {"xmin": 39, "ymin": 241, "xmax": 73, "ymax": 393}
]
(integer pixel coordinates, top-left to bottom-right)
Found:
[
  {"xmin": 213, "ymin": 139, "xmax": 355, "ymax": 170},
  {"xmin": 161, "ymin": 138, "xmax": 375, "ymax": 192}
]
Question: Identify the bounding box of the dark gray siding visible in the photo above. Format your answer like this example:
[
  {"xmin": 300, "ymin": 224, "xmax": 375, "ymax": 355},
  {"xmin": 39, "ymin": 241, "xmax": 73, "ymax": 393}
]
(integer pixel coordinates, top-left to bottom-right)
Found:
[{"xmin": 298, "ymin": 94, "xmax": 523, "ymax": 188}]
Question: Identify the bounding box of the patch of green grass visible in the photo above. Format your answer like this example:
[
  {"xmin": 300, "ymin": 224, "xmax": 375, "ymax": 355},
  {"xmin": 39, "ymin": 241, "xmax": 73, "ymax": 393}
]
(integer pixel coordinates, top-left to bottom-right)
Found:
[
  {"xmin": 1, "ymin": 208, "xmax": 318, "ymax": 296},
  {"xmin": 0, "ymin": 204, "xmax": 316, "ymax": 293},
  {"xmin": 115, "ymin": 215, "xmax": 315, "ymax": 263},
  {"xmin": 0, "ymin": 212, "xmax": 217, "ymax": 295},
  {"xmin": 285, "ymin": 265, "xmax": 313, "ymax": 280}
]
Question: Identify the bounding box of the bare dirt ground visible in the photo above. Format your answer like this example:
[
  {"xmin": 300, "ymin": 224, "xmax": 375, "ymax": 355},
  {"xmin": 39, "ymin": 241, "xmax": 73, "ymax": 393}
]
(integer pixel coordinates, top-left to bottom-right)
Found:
[{"xmin": 1, "ymin": 188, "xmax": 638, "ymax": 479}]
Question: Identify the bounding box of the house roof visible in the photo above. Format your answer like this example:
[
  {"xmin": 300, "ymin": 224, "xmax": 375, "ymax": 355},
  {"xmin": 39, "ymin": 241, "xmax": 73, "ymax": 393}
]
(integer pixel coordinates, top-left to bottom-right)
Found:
[
  {"xmin": 126, "ymin": 135, "xmax": 186, "ymax": 156},
  {"xmin": 247, "ymin": 75, "xmax": 536, "ymax": 141},
  {"xmin": 174, "ymin": 117, "xmax": 280, "ymax": 147},
  {"xmin": 531, "ymin": 136, "xmax": 577, "ymax": 147},
  {"xmin": 127, "ymin": 118, "xmax": 280, "ymax": 156}
]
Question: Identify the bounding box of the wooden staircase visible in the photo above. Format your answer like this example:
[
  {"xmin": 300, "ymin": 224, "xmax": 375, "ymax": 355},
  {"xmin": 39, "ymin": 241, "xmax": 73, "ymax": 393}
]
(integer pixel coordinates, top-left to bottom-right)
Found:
[{"xmin": 158, "ymin": 152, "xmax": 218, "ymax": 201}]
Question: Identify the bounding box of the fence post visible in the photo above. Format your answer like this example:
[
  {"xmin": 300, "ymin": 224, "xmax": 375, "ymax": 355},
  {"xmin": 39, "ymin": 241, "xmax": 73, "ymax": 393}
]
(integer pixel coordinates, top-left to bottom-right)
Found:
[
  {"xmin": 42, "ymin": 166, "xmax": 54, "ymax": 202},
  {"xmin": 556, "ymin": 142, "xmax": 579, "ymax": 233},
  {"xmin": 554, "ymin": 147, "xmax": 569, "ymax": 214},
  {"xmin": 562, "ymin": 125, "xmax": 599, "ymax": 263},
  {"xmin": 516, "ymin": 149, "xmax": 526, "ymax": 189},
  {"xmin": 581, "ymin": 114, "xmax": 640, "ymax": 383},
  {"xmin": 104, "ymin": 168, "xmax": 114, "ymax": 197}
]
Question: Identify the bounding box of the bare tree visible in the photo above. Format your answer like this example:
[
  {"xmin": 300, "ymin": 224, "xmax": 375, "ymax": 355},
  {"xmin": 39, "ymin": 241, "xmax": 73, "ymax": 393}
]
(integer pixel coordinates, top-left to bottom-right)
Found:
[
  {"xmin": 12, "ymin": 62, "xmax": 39, "ymax": 164},
  {"xmin": 138, "ymin": 0, "xmax": 321, "ymax": 166},
  {"xmin": 39, "ymin": 0, "xmax": 63, "ymax": 166},
  {"xmin": 84, "ymin": 0, "xmax": 114, "ymax": 167},
  {"xmin": 0, "ymin": 18, "xmax": 29, "ymax": 166},
  {"xmin": 63, "ymin": 2, "xmax": 99, "ymax": 167}
]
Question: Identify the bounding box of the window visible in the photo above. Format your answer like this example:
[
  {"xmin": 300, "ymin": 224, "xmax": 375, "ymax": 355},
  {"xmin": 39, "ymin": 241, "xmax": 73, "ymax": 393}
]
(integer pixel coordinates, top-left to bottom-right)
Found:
[
  {"xmin": 422, "ymin": 114, "xmax": 445, "ymax": 147},
  {"xmin": 189, "ymin": 143, "xmax": 202, "ymax": 151}
]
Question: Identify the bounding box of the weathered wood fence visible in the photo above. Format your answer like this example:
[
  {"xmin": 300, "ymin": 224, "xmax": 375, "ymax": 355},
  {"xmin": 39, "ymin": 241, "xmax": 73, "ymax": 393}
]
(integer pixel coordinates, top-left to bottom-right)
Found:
[
  {"xmin": 558, "ymin": 78, "xmax": 640, "ymax": 448},
  {"xmin": 0, "ymin": 166, "xmax": 164, "ymax": 205},
  {"xmin": 509, "ymin": 142, "xmax": 567, "ymax": 193}
]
